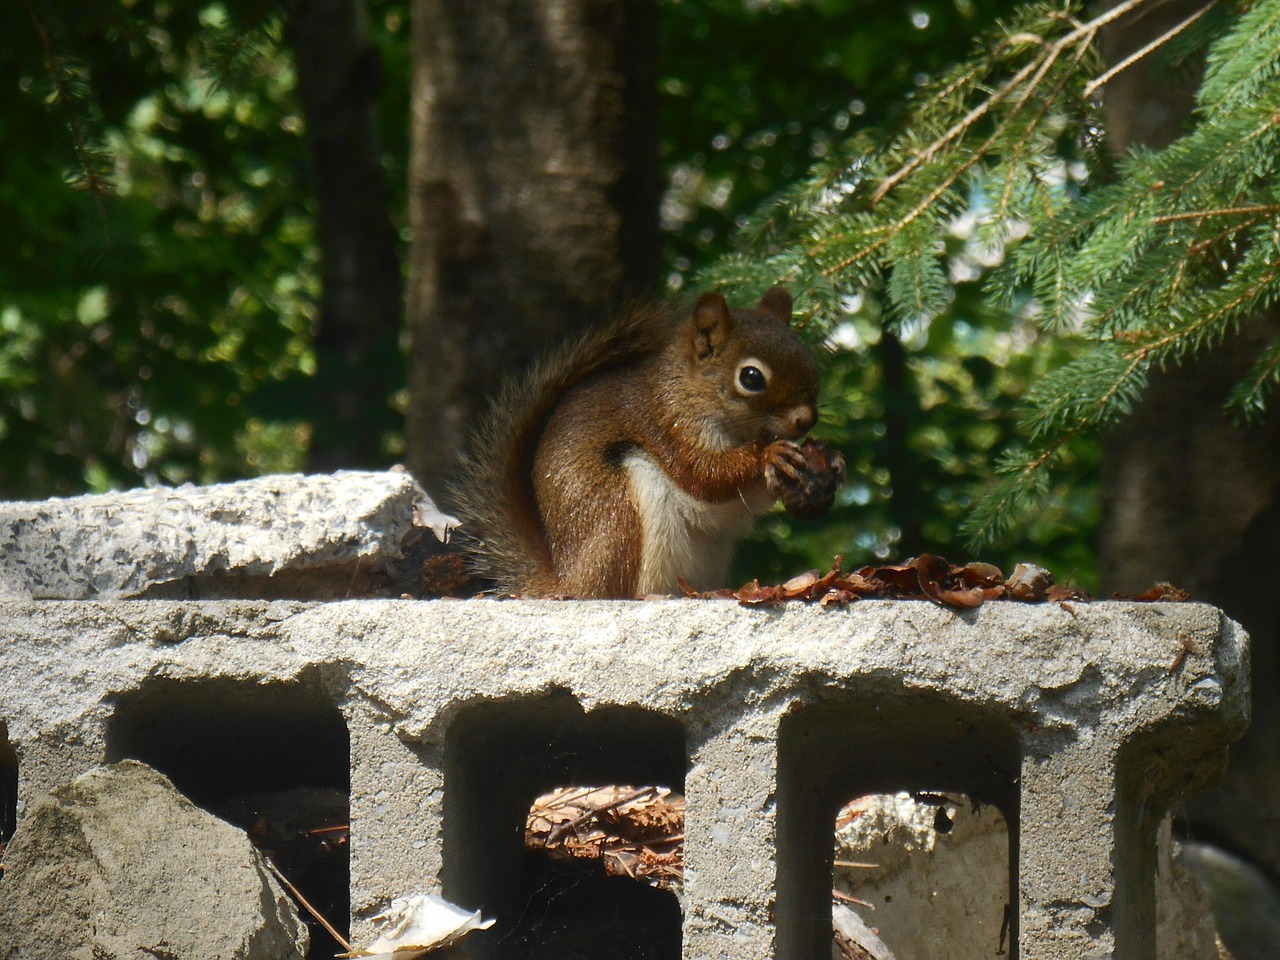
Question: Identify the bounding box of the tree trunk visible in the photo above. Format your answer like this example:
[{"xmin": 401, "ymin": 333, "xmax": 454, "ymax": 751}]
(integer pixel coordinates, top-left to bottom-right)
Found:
[
  {"xmin": 1100, "ymin": 1, "xmax": 1280, "ymax": 873},
  {"xmin": 404, "ymin": 0, "xmax": 660, "ymax": 501},
  {"xmin": 290, "ymin": 0, "xmax": 403, "ymax": 472},
  {"xmin": 878, "ymin": 327, "xmax": 923, "ymax": 556}
]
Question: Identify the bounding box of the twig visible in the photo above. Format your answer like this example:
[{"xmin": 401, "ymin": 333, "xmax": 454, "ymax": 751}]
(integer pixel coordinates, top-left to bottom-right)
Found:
[
  {"xmin": 833, "ymin": 859, "xmax": 879, "ymax": 869},
  {"xmin": 308, "ymin": 824, "xmax": 351, "ymax": 837},
  {"xmin": 540, "ymin": 786, "xmax": 598, "ymax": 810},
  {"xmin": 264, "ymin": 856, "xmax": 352, "ymax": 952},
  {"xmin": 1082, "ymin": 0, "xmax": 1218, "ymax": 99},
  {"xmin": 545, "ymin": 787, "xmax": 658, "ymax": 845},
  {"xmin": 1152, "ymin": 203, "xmax": 1280, "ymax": 224},
  {"xmin": 832, "ymin": 888, "xmax": 876, "ymax": 909},
  {"xmin": 643, "ymin": 832, "xmax": 685, "ymax": 846},
  {"xmin": 604, "ymin": 850, "xmax": 637, "ymax": 879}
]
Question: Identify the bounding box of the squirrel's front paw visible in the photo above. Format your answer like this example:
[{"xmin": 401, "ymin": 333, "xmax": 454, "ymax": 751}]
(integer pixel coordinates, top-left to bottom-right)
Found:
[{"xmin": 765, "ymin": 439, "xmax": 845, "ymax": 520}]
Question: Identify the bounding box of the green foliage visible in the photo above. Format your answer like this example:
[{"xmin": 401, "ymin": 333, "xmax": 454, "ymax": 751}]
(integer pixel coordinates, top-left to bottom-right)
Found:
[
  {"xmin": 659, "ymin": 0, "xmax": 1016, "ymax": 288},
  {"xmin": 965, "ymin": 0, "xmax": 1280, "ymax": 546},
  {"xmin": 0, "ymin": 0, "xmax": 313, "ymax": 494},
  {"xmin": 19, "ymin": 0, "xmax": 1271, "ymax": 595},
  {"xmin": 0, "ymin": 0, "xmax": 411, "ymax": 496},
  {"xmin": 702, "ymin": 0, "xmax": 1280, "ymax": 580}
]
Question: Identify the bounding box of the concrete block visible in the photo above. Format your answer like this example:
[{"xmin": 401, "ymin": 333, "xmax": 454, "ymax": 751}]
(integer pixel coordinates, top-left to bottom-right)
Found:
[
  {"xmin": 0, "ymin": 470, "xmax": 451, "ymax": 600},
  {"xmin": 0, "ymin": 595, "xmax": 1249, "ymax": 959}
]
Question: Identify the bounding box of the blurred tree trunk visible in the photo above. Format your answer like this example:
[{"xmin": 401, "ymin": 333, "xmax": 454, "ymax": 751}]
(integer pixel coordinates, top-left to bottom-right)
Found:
[
  {"xmin": 878, "ymin": 327, "xmax": 923, "ymax": 556},
  {"xmin": 290, "ymin": 0, "xmax": 403, "ymax": 471},
  {"xmin": 1100, "ymin": 1, "xmax": 1280, "ymax": 873},
  {"xmin": 404, "ymin": 0, "xmax": 660, "ymax": 501}
]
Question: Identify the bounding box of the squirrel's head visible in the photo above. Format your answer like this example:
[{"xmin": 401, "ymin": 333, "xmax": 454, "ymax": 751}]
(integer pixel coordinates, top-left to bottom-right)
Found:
[{"xmin": 684, "ymin": 287, "xmax": 820, "ymax": 445}]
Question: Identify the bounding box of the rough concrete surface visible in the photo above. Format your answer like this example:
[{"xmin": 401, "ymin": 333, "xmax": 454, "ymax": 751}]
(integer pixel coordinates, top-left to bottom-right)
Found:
[
  {"xmin": 834, "ymin": 794, "xmax": 1224, "ymax": 960},
  {"xmin": 834, "ymin": 792, "xmax": 1010, "ymax": 959},
  {"xmin": 0, "ymin": 596, "xmax": 1250, "ymax": 960},
  {"xmin": 0, "ymin": 759, "xmax": 308, "ymax": 960},
  {"xmin": 0, "ymin": 470, "xmax": 452, "ymax": 600}
]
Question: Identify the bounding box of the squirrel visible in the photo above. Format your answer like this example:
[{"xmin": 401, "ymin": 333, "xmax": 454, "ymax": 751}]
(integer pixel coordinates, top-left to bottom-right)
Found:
[{"xmin": 454, "ymin": 287, "xmax": 840, "ymax": 598}]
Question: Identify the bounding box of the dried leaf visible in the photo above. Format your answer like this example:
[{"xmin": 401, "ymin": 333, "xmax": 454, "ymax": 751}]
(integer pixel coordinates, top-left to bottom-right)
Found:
[
  {"xmin": 1046, "ymin": 583, "xmax": 1091, "ymax": 602},
  {"xmin": 527, "ymin": 787, "xmax": 686, "ymax": 893},
  {"xmin": 934, "ymin": 584, "xmax": 988, "ymax": 608},
  {"xmin": 735, "ymin": 579, "xmax": 783, "ymax": 604},
  {"xmin": 1006, "ymin": 562, "xmax": 1054, "ymax": 601},
  {"xmin": 820, "ymin": 588, "xmax": 859, "ymax": 607},
  {"xmin": 954, "ymin": 561, "xmax": 1005, "ymax": 587},
  {"xmin": 781, "ymin": 569, "xmax": 822, "ymax": 595},
  {"xmin": 869, "ymin": 561, "xmax": 922, "ymax": 596},
  {"xmin": 339, "ymin": 894, "xmax": 494, "ymax": 958},
  {"xmin": 1122, "ymin": 582, "xmax": 1190, "ymax": 602}
]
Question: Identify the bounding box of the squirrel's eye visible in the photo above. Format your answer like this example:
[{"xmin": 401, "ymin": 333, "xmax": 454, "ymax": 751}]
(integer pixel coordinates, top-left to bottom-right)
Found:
[{"xmin": 736, "ymin": 362, "xmax": 769, "ymax": 396}]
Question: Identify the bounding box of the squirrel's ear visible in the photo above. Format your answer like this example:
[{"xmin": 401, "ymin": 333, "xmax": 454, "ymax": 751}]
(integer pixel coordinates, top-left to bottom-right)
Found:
[
  {"xmin": 759, "ymin": 286, "xmax": 793, "ymax": 324},
  {"xmin": 691, "ymin": 292, "xmax": 736, "ymax": 358}
]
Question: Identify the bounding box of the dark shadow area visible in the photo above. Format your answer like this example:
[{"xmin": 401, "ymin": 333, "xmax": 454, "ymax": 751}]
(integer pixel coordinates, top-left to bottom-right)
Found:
[
  {"xmin": 1, "ymin": 721, "xmax": 17, "ymax": 876},
  {"xmin": 443, "ymin": 694, "xmax": 684, "ymax": 960},
  {"xmin": 777, "ymin": 695, "xmax": 1021, "ymax": 960},
  {"xmin": 105, "ymin": 679, "xmax": 349, "ymax": 959},
  {"xmin": 1114, "ymin": 722, "xmax": 1241, "ymax": 960}
]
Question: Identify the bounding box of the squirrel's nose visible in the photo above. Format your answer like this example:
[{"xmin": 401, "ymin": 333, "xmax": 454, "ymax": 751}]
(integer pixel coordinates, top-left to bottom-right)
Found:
[{"xmin": 789, "ymin": 404, "xmax": 816, "ymax": 436}]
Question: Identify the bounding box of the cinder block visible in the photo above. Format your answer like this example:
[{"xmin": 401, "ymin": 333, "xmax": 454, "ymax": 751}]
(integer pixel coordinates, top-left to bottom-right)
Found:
[
  {"xmin": 0, "ymin": 474, "xmax": 1252, "ymax": 958},
  {"xmin": 0, "ymin": 596, "xmax": 1249, "ymax": 959}
]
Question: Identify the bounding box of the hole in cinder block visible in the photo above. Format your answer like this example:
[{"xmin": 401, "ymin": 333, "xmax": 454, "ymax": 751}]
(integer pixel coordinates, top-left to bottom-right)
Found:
[
  {"xmin": 444, "ymin": 694, "xmax": 684, "ymax": 960},
  {"xmin": 777, "ymin": 696, "xmax": 1021, "ymax": 960},
  {"xmin": 832, "ymin": 791, "xmax": 1011, "ymax": 959},
  {"xmin": 1, "ymin": 721, "xmax": 17, "ymax": 873},
  {"xmin": 105, "ymin": 679, "xmax": 349, "ymax": 959}
]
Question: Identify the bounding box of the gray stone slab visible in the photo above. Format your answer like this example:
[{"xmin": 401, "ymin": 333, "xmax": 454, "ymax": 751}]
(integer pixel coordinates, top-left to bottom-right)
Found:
[
  {"xmin": 0, "ymin": 759, "xmax": 308, "ymax": 960},
  {"xmin": 0, "ymin": 470, "xmax": 453, "ymax": 600}
]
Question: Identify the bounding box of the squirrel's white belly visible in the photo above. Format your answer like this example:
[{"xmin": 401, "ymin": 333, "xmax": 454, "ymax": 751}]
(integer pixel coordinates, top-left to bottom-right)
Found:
[{"xmin": 623, "ymin": 451, "xmax": 766, "ymax": 595}]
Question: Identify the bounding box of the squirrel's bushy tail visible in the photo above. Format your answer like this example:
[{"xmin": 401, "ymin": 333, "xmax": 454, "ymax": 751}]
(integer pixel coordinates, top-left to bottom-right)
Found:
[{"xmin": 451, "ymin": 300, "xmax": 682, "ymax": 595}]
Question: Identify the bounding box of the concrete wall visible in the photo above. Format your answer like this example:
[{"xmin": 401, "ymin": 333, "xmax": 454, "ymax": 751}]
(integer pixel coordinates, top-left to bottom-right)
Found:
[{"xmin": 0, "ymin": 473, "xmax": 1251, "ymax": 959}]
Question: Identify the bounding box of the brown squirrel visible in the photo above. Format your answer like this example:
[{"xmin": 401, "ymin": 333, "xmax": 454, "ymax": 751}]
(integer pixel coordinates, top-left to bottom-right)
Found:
[{"xmin": 454, "ymin": 287, "xmax": 840, "ymax": 598}]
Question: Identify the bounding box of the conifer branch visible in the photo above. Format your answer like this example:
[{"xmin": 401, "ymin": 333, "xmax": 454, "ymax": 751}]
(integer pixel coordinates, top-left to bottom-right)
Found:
[
  {"xmin": 1152, "ymin": 203, "xmax": 1280, "ymax": 224},
  {"xmin": 820, "ymin": 28, "xmax": 1095, "ymax": 283},
  {"xmin": 1081, "ymin": 0, "xmax": 1218, "ymax": 98},
  {"xmin": 22, "ymin": 0, "xmax": 114, "ymax": 240},
  {"xmin": 708, "ymin": 0, "xmax": 1280, "ymax": 546},
  {"xmin": 1227, "ymin": 336, "xmax": 1280, "ymax": 421},
  {"xmin": 1124, "ymin": 257, "xmax": 1280, "ymax": 360},
  {"xmin": 994, "ymin": 36, "xmax": 1096, "ymax": 222},
  {"xmin": 964, "ymin": 347, "xmax": 1147, "ymax": 544},
  {"xmin": 870, "ymin": 0, "xmax": 1161, "ymax": 208}
]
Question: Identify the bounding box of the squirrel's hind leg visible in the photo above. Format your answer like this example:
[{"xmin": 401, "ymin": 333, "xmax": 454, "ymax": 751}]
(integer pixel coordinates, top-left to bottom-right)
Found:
[{"xmin": 544, "ymin": 484, "xmax": 643, "ymax": 599}]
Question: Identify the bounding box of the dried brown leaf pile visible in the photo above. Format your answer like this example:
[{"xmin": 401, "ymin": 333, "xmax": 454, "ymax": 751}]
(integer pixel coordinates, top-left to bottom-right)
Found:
[
  {"xmin": 681, "ymin": 555, "xmax": 1189, "ymax": 610},
  {"xmin": 526, "ymin": 786, "xmax": 685, "ymax": 893}
]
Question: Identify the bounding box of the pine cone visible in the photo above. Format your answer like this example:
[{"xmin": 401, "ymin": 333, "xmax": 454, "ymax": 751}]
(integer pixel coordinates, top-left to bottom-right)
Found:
[{"xmin": 766, "ymin": 439, "xmax": 846, "ymax": 520}]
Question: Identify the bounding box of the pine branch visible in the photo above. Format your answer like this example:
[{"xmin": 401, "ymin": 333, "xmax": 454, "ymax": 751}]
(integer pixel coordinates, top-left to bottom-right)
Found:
[
  {"xmin": 1081, "ymin": 0, "xmax": 1218, "ymax": 98},
  {"xmin": 1197, "ymin": 0, "xmax": 1280, "ymax": 110},
  {"xmin": 867, "ymin": 0, "xmax": 1147, "ymax": 207},
  {"xmin": 697, "ymin": 0, "xmax": 1280, "ymax": 547},
  {"xmin": 1151, "ymin": 203, "xmax": 1280, "ymax": 224},
  {"xmin": 22, "ymin": 0, "xmax": 115, "ymax": 239},
  {"xmin": 1227, "ymin": 334, "xmax": 1280, "ymax": 422},
  {"xmin": 200, "ymin": 0, "xmax": 288, "ymax": 94}
]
